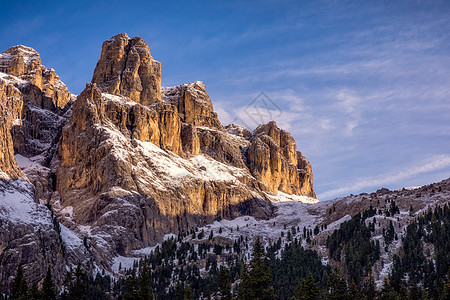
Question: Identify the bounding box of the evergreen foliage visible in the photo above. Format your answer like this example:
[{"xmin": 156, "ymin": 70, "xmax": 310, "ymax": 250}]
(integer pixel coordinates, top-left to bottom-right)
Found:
[
  {"xmin": 326, "ymin": 208, "xmax": 380, "ymax": 286},
  {"xmin": 238, "ymin": 236, "xmax": 276, "ymax": 300},
  {"xmin": 42, "ymin": 268, "xmax": 56, "ymax": 300},
  {"xmin": 270, "ymin": 239, "xmax": 330, "ymax": 299},
  {"xmin": 390, "ymin": 204, "xmax": 450, "ymax": 297},
  {"xmin": 218, "ymin": 266, "xmax": 232, "ymax": 300},
  {"xmin": 294, "ymin": 272, "xmax": 319, "ymax": 300},
  {"xmin": 4, "ymin": 204, "xmax": 450, "ymax": 299},
  {"xmin": 325, "ymin": 269, "xmax": 348, "ymax": 300},
  {"xmin": 11, "ymin": 265, "xmax": 28, "ymax": 300}
]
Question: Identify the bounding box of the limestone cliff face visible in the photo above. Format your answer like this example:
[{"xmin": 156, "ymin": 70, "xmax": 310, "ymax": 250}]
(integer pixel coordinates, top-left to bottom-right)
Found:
[
  {"xmin": 248, "ymin": 121, "xmax": 315, "ymax": 197},
  {"xmin": 92, "ymin": 33, "xmax": 161, "ymax": 105},
  {"xmin": 0, "ymin": 76, "xmax": 23, "ymax": 179},
  {"xmin": 163, "ymin": 81, "xmax": 222, "ymax": 129},
  {"xmin": 0, "ymin": 45, "xmax": 71, "ymax": 111},
  {"xmin": 0, "ymin": 45, "xmax": 72, "ymax": 204}
]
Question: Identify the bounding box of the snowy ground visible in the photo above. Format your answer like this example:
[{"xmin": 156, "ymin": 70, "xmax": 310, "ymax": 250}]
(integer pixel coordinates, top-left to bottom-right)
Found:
[
  {"xmin": 110, "ymin": 195, "xmax": 324, "ymax": 275},
  {"xmin": 0, "ymin": 179, "xmax": 51, "ymax": 225}
]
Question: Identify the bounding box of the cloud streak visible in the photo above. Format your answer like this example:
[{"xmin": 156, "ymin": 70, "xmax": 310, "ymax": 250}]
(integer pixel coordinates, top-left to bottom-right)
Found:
[{"xmin": 318, "ymin": 154, "xmax": 450, "ymax": 200}]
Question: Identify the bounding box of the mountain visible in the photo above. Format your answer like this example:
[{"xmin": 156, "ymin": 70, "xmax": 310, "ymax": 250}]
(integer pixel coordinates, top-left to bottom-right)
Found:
[
  {"xmin": 0, "ymin": 33, "xmax": 315, "ymax": 292},
  {"xmin": 0, "ymin": 33, "xmax": 448, "ymax": 299}
]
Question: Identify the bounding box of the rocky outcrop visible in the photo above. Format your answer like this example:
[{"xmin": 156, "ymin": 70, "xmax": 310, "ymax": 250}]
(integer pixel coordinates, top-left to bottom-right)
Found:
[
  {"xmin": 0, "ymin": 179, "xmax": 98, "ymax": 294},
  {"xmin": 55, "ymin": 82, "xmax": 272, "ymax": 257},
  {"xmin": 0, "ymin": 46, "xmax": 77, "ymax": 293},
  {"xmin": 0, "ymin": 45, "xmax": 71, "ymax": 111},
  {"xmin": 0, "ymin": 76, "xmax": 23, "ymax": 179},
  {"xmin": 248, "ymin": 121, "xmax": 315, "ymax": 197},
  {"xmin": 92, "ymin": 33, "xmax": 161, "ymax": 105},
  {"xmin": 0, "ymin": 45, "xmax": 73, "ymax": 207},
  {"xmin": 0, "ymin": 180, "xmax": 65, "ymax": 291},
  {"xmin": 0, "ymin": 45, "xmax": 72, "ymax": 159},
  {"xmin": 163, "ymin": 81, "xmax": 222, "ymax": 129}
]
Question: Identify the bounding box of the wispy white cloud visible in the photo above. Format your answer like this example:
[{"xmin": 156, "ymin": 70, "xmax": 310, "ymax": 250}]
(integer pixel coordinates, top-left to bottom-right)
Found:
[{"xmin": 318, "ymin": 154, "xmax": 450, "ymax": 200}]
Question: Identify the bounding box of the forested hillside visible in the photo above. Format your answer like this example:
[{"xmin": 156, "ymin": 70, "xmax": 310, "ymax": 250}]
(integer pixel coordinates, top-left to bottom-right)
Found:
[{"xmin": 5, "ymin": 202, "xmax": 449, "ymax": 299}]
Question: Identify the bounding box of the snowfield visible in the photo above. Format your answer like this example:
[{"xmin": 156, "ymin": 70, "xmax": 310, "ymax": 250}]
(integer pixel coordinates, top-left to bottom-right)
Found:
[{"xmin": 0, "ymin": 179, "xmax": 51, "ymax": 225}]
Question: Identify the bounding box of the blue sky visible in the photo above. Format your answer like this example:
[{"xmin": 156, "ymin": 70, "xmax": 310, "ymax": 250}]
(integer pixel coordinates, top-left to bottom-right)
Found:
[{"xmin": 1, "ymin": 0, "xmax": 450, "ymax": 200}]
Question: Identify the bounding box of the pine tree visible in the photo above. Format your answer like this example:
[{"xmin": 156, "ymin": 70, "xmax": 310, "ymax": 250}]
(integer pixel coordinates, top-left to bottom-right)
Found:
[
  {"xmin": 440, "ymin": 278, "xmax": 450, "ymax": 300},
  {"xmin": 28, "ymin": 282, "xmax": 41, "ymax": 300},
  {"xmin": 238, "ymin": 236, "xmax": 276, "ymax": 300},
  {"xmin": 365, "ymin": 274, "xmax": 376, "ymax": 300},
  {"xmin": 380, "ymin": 277, "xmax": 396, "ymax": 300},
  {"xmin": 42, "ymin": 267, "xmax": 56, "ymax": 300},
  {"xmin": 294, "ymin": 272, "xmax": 319, "ymax": 300},
  {"xmin": 348, "ymin": 280, "xmax": 362, "ymax": 300},
  {"xmin": 124, "ymin": 266, "xmax": 139, "ymax": 299},
  {"xmin": 138, "ymin": 263, "xmax": 153, "ymax": 300},
  {"xmin": 326, "ymin": 269, "xmax": 347, "ymax": 300},
  {"xmin": 67, "ymin": 264, "xmax": 87, "ymax": 300},
  {"xmin": 218, "ymin": 266, "xmax": 232, "ymax": 300},
  {"xmin": 11, "ymin": 265, "xmax": 28, "ymax": 300},
  {"xmin": 174, "ymin": 283, "xmax": 184, "ymax": 300},
  {"xmin": 183, "ymin": 285, "xmax": 193, "ymax": 300}
]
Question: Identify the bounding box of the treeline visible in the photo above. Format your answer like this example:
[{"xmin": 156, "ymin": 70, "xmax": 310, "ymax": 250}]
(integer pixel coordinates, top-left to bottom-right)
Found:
[
  {"xmin": 325, "ymin": 203, "xmax": 450, "ymax": 300},
  {"xmin": 389, "ymin": 204, "xmax": 450, "ymax": 299},
  {"xmin": 3, "ymin": 264, "xmax": 112, "ymax": 300},
  {"xmin": 326, "ymin": 205, "xmax": 380, "ymax": 287}
]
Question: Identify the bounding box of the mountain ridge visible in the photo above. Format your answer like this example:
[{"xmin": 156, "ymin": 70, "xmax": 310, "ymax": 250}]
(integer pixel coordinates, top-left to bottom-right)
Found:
[{"xmin": 0, "ymin": 33, "xmax": 316, "ymax": 290}]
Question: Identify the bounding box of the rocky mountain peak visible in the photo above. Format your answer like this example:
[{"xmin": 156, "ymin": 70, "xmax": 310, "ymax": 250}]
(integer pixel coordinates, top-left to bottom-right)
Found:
[
  {"xmin": 0, "ymin": 44, "xmax": 72, "ymax": 180},
  {"xmin": 0, "ymin": 45, "xmax": 71, "ymax": 111},
  {"xmin": 92, "ymin": 33, "xmax": 161, "ymax": 105},
  {"xmin": 162, "ymin": 81, "xmax": 222, "ymax": 129},
  {"xmin": 0, "ymin": 45, "xmax": 41, "ymax": 77}
]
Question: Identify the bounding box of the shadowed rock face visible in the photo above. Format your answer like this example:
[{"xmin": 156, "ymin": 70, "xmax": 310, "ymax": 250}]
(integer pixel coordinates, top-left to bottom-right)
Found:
[
  {"xmin": 0, "ymin": 45, "xmax": 72, "ymax": 180},
  {"xmin": 0, "ymin": 47, "xmax": 78, "ymax": 292},
  {"xmin": 92, "ymin": 33, "xmax": 161, "ymax": 105}
]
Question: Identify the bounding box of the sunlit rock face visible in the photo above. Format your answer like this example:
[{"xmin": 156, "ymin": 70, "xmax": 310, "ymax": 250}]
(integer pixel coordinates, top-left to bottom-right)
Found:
[
  {"xmin": 248, "ymin": 121, "xmax": 315, "ymax": 197},
  {"xmin": 92, "ymin": 33, "xmax": 161, "ymax": 106}
]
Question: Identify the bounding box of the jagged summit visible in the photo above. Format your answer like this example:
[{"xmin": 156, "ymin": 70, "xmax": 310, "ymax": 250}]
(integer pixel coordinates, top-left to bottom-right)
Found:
[
  {"xmin": 0, "ymin": 45, "xmax": 41, "ymax": 77},
  {"xmin": 92, "ymin": 32, "xmax": 161, "ymax": 105},
  {"xmin": 0, "ymin": 44, "xmax": 72, "ymax": 180},
  {"xmin": 0, "ymin": 44, "xmax": 71, "ymax": 110}
]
